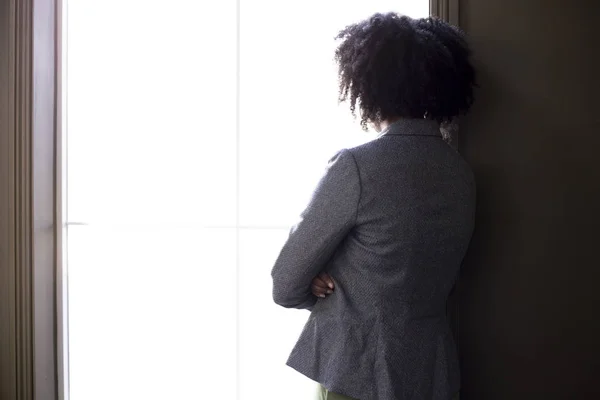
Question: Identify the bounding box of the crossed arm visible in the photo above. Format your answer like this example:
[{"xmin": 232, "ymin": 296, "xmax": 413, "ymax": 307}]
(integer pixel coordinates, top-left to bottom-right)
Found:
[{"xmin": 270, "ymin": 149, "xmax": 361, "ymax": 310}]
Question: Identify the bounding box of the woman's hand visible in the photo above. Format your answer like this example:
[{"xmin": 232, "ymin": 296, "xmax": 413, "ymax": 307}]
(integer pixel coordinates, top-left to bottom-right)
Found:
[{"xmin": 311, "ymin": 272, "xmax": 335, "ymax": 298}]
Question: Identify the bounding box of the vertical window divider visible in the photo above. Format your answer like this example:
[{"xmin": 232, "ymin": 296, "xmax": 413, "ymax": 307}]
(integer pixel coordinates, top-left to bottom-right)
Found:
[{"xmin": 235, "ymin": 0, "xmax": 242, "ymax": 399}]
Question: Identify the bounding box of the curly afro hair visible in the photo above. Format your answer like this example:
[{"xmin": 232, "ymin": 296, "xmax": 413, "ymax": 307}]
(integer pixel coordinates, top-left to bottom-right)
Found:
[{"xmin": 335, "ymin": 13, "xmax": 476, "ymax": 130}]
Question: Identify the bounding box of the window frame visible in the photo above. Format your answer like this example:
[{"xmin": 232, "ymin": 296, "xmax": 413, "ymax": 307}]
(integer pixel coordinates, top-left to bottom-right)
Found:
[
  {"xmin": 0, "ymin": 0, "xmax": 61, "ymax": 399},
  {"xmin": 430, "ymin": 0, "xmax": 459, "ymax": 25}
]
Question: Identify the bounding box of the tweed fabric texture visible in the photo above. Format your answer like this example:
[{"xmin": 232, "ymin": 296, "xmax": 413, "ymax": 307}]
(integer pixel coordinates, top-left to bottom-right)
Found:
[{"xmin": 271, "ymin": 119, "xmax": 476, "ymax": 400}]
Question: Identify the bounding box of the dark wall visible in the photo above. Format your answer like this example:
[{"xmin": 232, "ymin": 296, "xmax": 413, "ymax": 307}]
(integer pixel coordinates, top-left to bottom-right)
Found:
[{"xmin": 457, "ymin": 0, "xmax": 600, "ymax": 398}]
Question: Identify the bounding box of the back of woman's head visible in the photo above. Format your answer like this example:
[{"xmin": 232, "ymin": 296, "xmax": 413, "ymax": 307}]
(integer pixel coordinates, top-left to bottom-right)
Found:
[{"xmin": 335, "ymin": 13, "xmax": 476, "ymax": 130}]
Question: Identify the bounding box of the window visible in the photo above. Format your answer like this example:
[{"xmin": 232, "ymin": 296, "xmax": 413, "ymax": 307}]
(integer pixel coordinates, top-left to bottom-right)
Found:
[{"xmin": 63, "ymin": 1, "xmax": 429, "ymax": 399}]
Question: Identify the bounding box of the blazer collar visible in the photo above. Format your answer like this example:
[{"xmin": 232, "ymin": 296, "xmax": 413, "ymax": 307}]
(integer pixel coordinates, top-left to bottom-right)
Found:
[{"xmin": 378, "ymin": 118, "xmax": 441, "ymax": 138}]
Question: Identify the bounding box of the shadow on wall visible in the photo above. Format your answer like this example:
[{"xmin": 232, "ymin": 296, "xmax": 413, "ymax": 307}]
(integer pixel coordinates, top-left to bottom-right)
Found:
[{"xmin": 457, "ymin": 31, "xmax": 600, "ymax": 398}]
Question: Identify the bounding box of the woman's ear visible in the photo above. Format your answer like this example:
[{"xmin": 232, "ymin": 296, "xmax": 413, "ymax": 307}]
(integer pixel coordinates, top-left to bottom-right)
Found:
[
  {"xmin": 440, "ymin": 117, "xmax": 459, "ymax": 148},
  {"xmin": 370, "ymin": 120, "xmax": 382, "ymax": 133}
]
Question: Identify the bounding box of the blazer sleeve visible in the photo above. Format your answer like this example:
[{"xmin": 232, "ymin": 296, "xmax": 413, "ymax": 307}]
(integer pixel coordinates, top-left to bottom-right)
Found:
[{"xmin": 271, "ymin": 149, "xmax": 361, "ymax": 310}]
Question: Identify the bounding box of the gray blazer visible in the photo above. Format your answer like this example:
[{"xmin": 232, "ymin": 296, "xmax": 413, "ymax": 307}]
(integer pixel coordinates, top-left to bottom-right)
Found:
[{"xmin": 271, "ymin": 118, "xmax": 475, "ymax": 400}]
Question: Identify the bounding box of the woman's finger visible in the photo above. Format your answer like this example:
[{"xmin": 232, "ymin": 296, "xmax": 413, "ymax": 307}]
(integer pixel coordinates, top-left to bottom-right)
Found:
[
  {"xmin": 312, "ymin": 285, "xmax": 328, "ymax": 298},
  {"xmin": 319, "ymin": 272, "xmax": 335, "ymax": 289},
  {"xmin": 312, "ymin": 276, "xmax": 329, "ymax": 289}
]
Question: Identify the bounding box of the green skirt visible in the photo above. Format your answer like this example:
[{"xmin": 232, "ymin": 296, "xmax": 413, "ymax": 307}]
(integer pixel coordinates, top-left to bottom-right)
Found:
[
  {"xmin": 316, "ymin": 384, "xmax": 460, "ymax": 400},
  {"xmin": 316, "ymin": 385, "xmax": 358, "ymax": 400}
]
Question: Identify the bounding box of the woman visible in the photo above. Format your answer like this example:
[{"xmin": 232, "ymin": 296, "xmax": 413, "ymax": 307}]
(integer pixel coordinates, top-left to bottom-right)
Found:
[{"xmin": 271, "ymin": 13, "xmax": 476, "ymax": 400}]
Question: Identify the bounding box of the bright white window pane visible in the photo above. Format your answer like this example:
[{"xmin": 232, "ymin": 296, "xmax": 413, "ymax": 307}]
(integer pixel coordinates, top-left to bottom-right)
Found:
[
  {"xmin": 66, "ymin": 1, "xmax": 430, "ymax": 399},
  {"xmin": 239, "ymin": 0, "xmax": 430, "ymax": 227},
  {"xmin": 68, "ymin": 226, "xmax": 236, "ymax": 400},
  {"xmin": 239, "ymin": 229, "xmax": 317, "ymax": 400},
  {"xmin": 67, "ymin": 0, "xmax": 237, "ymax": 226}
]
